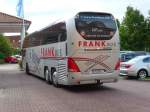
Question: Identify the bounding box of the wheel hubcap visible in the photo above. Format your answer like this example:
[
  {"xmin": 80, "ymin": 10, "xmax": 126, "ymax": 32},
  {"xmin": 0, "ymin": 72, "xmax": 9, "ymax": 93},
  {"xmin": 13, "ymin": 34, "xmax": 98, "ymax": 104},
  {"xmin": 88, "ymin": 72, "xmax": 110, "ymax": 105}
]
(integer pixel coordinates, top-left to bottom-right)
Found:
[
  {"xmin": 139, "ymin": 71, "xmax": 146, "ymax": 79},
  {"xmin": 52, "ymin": 72, "xmax": 57, "ymax": 85},
  {"xmin": 45, "ymin": 70, "xmax": 49, "ymax": 81}
]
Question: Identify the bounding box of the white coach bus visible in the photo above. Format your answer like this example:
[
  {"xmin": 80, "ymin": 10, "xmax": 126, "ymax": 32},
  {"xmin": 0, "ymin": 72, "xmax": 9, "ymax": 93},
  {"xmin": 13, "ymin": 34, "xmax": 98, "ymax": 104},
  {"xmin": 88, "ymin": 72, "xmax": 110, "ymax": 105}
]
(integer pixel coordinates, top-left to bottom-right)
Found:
[{"xmin": 22, "ymin": 12, "xmax": 120, "ymax": 87}]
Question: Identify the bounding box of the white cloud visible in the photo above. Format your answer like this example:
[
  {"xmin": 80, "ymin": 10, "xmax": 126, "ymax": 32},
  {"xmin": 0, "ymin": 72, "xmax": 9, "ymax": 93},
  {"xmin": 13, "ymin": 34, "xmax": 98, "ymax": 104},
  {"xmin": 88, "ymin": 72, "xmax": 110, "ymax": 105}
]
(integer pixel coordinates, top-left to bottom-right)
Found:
[
  {"xmin": 0, "ymin": 0, "xmax": 17, "ymax": 15},
  {"xmin": 0, "ymin": 0, "xmax": 150, "ymax": 33},
  {"xmin": 24, "ymin": 0, "xmax": 129, "ymax": 33}
]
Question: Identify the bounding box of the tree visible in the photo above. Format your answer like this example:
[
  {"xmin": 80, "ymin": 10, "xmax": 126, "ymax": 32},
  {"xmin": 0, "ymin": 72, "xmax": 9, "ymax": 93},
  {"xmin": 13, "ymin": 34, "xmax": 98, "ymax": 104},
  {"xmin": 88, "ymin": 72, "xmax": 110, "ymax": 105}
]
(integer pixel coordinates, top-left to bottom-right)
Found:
[
  {"xmin": 12, "ymin": 48, "xmax": 21, "ymax": 55},
  {"xmin": 0, "ymin": 34, "xmax": 13, "ymax": 57},
  {"xmin": 116, "ymin": 19, "xmax": 120, "ymax": 29},
  {"xmin": 120, "ymin": 6, "xmax": 146, "ymax": 51},
  {"xmin": 144, "ymin": 11, "xmax": 150, "ymax": 52}
]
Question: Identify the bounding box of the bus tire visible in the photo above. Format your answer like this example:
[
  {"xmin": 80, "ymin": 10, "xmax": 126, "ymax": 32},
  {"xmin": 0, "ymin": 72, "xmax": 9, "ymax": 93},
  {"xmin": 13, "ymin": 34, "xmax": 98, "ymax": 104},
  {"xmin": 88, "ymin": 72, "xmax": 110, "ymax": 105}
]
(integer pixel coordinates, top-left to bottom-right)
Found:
[
  {"xmin": 51, "ymin": 68, "xmax": 60, "ymax": 88},
  {"xmin": 44, "ymin": 67, "xmax": 52, "ymax": 84},
  {"xmin": 26, "ymin": 63, "xmax": 30, "ymax": 75}
]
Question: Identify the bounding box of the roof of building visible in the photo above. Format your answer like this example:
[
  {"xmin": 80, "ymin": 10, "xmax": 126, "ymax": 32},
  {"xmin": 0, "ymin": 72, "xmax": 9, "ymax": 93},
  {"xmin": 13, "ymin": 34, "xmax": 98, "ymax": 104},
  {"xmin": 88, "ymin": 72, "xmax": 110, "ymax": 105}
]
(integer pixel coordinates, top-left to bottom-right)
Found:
[{"xmin": 0, "ymin": 12, "xmax": 31, "ymax": 33}]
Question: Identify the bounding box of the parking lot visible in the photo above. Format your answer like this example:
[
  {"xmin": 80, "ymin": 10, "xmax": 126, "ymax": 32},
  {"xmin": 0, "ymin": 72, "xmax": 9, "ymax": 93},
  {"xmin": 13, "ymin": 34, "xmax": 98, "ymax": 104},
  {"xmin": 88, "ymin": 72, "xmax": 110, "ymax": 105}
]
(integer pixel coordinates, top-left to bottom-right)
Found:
[{"xmin": 0, "ymin": 64, "xmax": 150, "ymax": 112}]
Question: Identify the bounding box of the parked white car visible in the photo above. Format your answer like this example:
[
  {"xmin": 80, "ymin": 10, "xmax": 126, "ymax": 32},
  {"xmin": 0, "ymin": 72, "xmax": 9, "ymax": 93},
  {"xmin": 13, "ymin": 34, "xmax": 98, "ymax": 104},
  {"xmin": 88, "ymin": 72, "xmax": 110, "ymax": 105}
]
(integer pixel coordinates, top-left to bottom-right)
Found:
[
  {"xmin": 120, "ymin": 55, "xmax": 150, "ymax": 79},
  {"xmin": 14, "ymin": 55, "xmax": 22, "ymax": 62}
]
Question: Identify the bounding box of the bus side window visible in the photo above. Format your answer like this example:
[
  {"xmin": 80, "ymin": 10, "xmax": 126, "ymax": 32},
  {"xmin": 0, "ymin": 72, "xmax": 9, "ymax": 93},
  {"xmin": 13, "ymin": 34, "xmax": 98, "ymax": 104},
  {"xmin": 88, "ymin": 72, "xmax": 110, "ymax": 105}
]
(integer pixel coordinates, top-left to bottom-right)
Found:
[
  {"xmin": 60, "ymin": 32, "xmax": 67, "ymax": 41},
  {"xmin": 41, "ymin": 31, "xmax": 66, "ymax": 45},
  {"xmin": 41, "ymin": 22, "xmax": 67, "ymax": 45},
  {"xmin": 42, "ymin": 33, "xmax": 59, "ymax": 45}
]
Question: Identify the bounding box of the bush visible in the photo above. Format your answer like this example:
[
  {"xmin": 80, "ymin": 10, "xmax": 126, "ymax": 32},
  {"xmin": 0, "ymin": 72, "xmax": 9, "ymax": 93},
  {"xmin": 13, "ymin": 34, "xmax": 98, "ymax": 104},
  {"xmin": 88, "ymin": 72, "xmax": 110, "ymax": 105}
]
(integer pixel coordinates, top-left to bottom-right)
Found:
[
  {"xmin": 12, "ymin": 48, "xmax": 21, "ymax": 55},
  {"xmin": 0, "ymin": 34, "xmax": 13, "ymax": 57},
  {"xmin": 0, "ymin": 52, "xmax": 5, "ymax": 59},
  {"xmin": 0, "ymin": 59, "xmax": 4, "ymax": 64}
]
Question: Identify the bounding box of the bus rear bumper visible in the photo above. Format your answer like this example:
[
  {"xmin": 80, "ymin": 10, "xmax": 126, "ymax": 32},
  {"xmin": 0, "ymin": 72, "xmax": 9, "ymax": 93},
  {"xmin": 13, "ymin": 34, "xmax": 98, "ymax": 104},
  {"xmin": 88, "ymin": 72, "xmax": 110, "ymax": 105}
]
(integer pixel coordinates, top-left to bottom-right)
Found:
[{"xmin": 67, "ymin": 71, "xmax": 119, "ymax": 85}]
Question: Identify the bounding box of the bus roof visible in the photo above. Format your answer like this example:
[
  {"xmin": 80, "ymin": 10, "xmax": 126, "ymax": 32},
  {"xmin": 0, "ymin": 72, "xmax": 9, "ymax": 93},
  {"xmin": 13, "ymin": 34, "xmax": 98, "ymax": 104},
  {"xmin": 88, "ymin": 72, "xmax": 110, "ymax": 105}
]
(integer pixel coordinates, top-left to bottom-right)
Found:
[{"xmin": 25, "ymin": 11, "xmax": 114, "ymax": 38}]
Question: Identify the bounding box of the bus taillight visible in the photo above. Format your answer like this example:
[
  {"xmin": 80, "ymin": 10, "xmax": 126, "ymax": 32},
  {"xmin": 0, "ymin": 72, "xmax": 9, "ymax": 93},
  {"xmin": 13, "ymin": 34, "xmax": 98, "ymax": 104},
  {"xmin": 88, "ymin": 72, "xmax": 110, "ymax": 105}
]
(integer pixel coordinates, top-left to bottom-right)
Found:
[
  {"xmin": 68, "ymin": 57, "xmax": 80, "ymax": 72},
  {"xmin": 115, "ymin": 59, "xmax": 120, "ymax": 70}
]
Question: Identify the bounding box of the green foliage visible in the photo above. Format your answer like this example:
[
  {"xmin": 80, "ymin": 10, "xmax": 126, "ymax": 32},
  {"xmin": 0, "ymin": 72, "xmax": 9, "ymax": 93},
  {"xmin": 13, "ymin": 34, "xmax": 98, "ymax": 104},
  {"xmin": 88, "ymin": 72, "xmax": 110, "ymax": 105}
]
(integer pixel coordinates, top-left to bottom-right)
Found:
[
  {"xmin": 0, "ymin": 52, "xmax": 5, "ymax": 59},
  {"xmin": 12, "ymin": 48, "xmax": 21, "ymax": 55},
  {"xmin": 116, "ymin": 19, "xmax": 120, "ymax": 29},
  {"xmin": 144, "ymin": 11, "xmax": 150, "ymax": 51},
  {"xmin": 119, "ymin": 6, "xmax": 150, "ymax": 51},
  {"xmin": 0, "ymin": 34, "xmax": 13, "ymax": 57}
]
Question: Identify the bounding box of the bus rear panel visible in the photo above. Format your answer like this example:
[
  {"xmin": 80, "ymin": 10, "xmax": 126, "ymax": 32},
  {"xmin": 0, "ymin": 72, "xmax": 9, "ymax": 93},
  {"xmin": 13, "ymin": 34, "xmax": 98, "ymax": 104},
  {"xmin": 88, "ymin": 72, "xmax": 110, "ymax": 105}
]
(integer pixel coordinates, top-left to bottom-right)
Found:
[{"xmin": 66, "ymin": 12, "xmax": 120, "ymax": 85}]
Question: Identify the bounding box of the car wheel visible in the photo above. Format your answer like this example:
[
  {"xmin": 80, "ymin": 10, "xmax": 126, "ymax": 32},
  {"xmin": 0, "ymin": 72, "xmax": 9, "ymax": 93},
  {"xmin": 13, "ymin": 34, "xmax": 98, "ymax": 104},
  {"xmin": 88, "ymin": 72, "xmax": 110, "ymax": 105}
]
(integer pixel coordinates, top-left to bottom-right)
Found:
[
  {"xmin": 44, "ymin": 68, "xmax": 52, "ymax": 84},
  {"xmin": 138, "ymin": 69, "xmax": 147, "ymax": 79}
]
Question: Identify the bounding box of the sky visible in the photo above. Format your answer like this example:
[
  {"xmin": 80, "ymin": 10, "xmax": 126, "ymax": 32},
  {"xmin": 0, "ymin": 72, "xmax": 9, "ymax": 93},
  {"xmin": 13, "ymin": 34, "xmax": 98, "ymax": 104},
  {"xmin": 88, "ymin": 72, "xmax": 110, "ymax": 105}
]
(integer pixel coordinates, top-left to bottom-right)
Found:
[{"xmin": 0, "ymin": 0, "xmax": 150, "ymax": 33}]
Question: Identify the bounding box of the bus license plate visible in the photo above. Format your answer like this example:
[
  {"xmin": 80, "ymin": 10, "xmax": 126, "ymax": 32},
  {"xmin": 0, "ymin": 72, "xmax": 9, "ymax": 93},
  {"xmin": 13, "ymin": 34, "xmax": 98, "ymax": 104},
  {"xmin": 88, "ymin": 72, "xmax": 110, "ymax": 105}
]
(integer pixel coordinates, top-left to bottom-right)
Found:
[{"xmin": 92, "ymin": 69, "xmax": 105, "ymax": 74}]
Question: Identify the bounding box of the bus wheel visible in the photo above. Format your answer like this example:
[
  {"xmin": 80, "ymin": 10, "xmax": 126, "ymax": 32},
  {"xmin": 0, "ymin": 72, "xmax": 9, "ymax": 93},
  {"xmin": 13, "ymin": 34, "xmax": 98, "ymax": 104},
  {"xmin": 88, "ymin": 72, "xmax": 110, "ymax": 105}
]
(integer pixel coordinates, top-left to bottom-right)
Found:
[
  {"xmin": 26, "ymin": 63, "xmax": 30, "ymax": 75},
  {"xmin": 44, "ymin": 68, "xmax": 52, "ymax": 84},
  {"xmin": 51, "ymin": 70, "xmax": 60, "ymax": 87}
]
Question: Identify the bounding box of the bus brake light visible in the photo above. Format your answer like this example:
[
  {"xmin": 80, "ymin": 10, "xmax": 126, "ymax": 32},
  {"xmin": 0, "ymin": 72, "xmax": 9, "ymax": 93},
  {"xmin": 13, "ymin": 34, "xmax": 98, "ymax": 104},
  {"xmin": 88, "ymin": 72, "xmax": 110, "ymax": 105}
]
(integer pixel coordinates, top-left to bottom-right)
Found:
[
  {"xmin": 115, "ymin": 59, "xmax": 120, "ymax": 70},
  {"xmin": 68, "ymin": 58, "xmax": 80, "ymax": 72}
]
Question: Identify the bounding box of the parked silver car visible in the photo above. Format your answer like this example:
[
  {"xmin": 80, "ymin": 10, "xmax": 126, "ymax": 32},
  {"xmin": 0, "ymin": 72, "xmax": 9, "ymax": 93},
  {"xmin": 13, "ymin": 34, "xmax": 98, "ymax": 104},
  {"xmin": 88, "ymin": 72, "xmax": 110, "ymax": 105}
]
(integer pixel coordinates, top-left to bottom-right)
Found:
[
  {"xmin": 120, "ymin": 55, "xmax": 150, "ymax": 79},
  {"xmin": 120, "ymin": 51, "xmax": 150, "ymax": 62}
]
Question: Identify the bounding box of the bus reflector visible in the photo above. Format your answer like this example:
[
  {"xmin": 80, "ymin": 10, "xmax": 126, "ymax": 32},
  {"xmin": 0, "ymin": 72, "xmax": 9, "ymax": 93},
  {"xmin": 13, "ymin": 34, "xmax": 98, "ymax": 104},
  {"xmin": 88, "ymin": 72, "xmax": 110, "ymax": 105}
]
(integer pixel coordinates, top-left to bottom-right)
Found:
[
  {"xmin": 115, "ymin": 59, "xmax": 120, "ymax": 70},
  {"xmin": 68, "ymin": 57, "xmax": 80, "ymax": 72}
]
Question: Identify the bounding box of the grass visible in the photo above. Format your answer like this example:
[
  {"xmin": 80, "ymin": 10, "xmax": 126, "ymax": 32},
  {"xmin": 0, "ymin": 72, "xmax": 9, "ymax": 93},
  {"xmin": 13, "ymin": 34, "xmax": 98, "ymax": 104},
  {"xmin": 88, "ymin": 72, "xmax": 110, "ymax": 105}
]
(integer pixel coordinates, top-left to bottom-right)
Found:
[{"xmin": 144, "ymin": 77, "xmax": 150, "ymax": 80}]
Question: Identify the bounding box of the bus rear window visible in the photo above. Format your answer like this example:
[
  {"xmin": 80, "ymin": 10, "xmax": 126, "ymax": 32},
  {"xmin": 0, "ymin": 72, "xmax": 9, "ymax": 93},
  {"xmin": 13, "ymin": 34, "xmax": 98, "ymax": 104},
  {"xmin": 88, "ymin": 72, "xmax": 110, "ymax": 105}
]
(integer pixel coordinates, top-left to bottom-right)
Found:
[{"xmin": 75, "ymin": 12, "xmax": 117, "ymax": 40}]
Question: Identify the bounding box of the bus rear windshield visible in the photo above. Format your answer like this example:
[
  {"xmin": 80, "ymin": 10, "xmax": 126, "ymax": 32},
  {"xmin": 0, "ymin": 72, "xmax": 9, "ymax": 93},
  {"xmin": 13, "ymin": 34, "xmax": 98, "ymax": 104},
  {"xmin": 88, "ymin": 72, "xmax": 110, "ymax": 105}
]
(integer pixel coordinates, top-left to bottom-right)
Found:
[{"xmin": 75, "ymin": 12, "xmax": 117, "ymax": 40}]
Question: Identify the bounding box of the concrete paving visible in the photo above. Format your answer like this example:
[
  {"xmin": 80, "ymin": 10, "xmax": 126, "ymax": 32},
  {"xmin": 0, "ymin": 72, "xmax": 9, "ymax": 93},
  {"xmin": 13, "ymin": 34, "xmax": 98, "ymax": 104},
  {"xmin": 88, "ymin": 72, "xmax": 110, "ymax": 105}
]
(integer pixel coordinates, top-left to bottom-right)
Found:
[{"xmin": 0, "ymin": 64, "xmax": 150, "ymax": 112}]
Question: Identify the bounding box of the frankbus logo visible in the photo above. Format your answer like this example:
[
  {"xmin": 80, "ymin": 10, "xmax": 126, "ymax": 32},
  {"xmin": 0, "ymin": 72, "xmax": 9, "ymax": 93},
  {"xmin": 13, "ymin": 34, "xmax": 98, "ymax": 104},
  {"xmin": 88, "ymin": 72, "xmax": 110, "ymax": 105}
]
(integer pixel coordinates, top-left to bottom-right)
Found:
[
  {"xmin": 41, "ymin": 47, "xmax": 55, "ymax": 57},
  {"xmin": 78, "ymin": 40, "xmax": 106, "ymax": 47}
]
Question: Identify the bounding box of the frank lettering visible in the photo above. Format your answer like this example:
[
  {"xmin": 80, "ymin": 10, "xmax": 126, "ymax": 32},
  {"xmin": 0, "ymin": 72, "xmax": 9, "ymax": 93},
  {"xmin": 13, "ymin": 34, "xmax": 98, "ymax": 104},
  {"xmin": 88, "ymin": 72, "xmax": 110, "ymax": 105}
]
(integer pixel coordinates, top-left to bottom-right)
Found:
[{"xmin": 78, "ymin": 41, "xmax": 106, "ymax": 47}]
